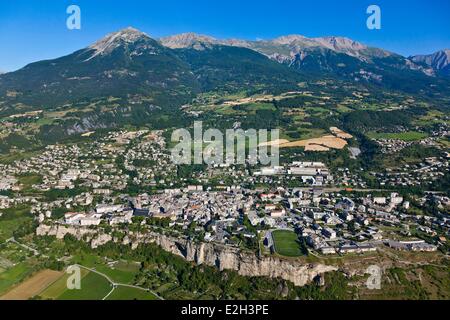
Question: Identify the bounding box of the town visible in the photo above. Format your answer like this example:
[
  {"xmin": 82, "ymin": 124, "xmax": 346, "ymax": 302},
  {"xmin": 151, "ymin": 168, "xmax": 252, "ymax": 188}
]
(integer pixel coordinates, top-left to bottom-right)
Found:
[{"xmin": 0, "ymin": 128, "xmax": 447, "ymax": 260}]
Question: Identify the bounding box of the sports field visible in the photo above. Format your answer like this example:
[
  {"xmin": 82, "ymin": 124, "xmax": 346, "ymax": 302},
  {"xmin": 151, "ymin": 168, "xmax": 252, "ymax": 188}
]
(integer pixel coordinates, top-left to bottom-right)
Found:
[{"xmin": 272, "ymin": 230, "xmax": 304, "ymax": 257}]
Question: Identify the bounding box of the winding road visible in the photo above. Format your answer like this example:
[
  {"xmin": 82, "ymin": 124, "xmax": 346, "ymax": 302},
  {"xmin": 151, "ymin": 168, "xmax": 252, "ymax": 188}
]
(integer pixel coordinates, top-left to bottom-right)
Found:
[{"xmin": 75, "ymin": 264, "xmax": 164, "ymax": 300}]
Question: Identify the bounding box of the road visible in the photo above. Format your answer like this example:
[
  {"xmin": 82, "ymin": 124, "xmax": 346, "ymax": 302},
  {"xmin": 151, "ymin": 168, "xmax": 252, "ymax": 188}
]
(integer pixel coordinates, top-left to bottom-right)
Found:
[
  {"xmin": 2, "ymin": 238, "xmax": 164, "ymax": 300},
  {"xmin": 75, "ymin": 264, "xmax": 164, "ymax": 301},
  {"xmin": 5, "ymin": 237, "xmax": 40, "ymax": 256},
  {"xmin": 264, "ymin": 231, "xmax": 274, "ymax": 249},
  {"xmin": 293, "ymin": 187, "xmax": 443, "ymax": 194}
]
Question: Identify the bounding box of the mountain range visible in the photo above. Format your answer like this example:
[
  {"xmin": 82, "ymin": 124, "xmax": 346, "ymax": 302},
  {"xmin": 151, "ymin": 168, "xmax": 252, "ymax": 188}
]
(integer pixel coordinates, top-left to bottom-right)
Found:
[
  {"xmin": 409, "ymin": 49, "xmax": 450, "ymax": 77},
  {"xmin": 0, "ymin": 27, "xmax": 449, "ymax": 112},
  {"xmin": 161, "ymin": 32, "xmax": 450, "ymax": 77}
]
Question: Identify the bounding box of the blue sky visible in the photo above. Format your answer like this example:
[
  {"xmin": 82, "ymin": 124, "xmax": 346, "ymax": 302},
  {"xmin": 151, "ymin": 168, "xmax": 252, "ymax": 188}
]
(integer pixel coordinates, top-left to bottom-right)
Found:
[{"xmin": 0, "ymin": 0, "xmax": 449, "ymax": 71}]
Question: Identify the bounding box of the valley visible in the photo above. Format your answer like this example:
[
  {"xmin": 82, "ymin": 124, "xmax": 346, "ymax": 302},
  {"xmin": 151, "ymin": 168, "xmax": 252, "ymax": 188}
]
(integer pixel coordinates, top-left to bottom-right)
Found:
[{"xmin": 0, "ymin": 27, "xmax": 448, "ymax": 301}]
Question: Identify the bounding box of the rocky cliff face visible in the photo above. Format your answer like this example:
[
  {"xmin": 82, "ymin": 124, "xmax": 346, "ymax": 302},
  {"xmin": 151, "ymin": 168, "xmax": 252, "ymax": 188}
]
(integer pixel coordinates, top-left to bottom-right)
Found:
[
  {"xmin": 37, "ymin": 224, "xmax": 337, "ymax": 286},
  {"xmin": 36, "ymin": 224, "xmax": 111, "ymax": 248},
  {"xmin": 150, "ymin": 232, "xmax": 337, "ymax": 286}
]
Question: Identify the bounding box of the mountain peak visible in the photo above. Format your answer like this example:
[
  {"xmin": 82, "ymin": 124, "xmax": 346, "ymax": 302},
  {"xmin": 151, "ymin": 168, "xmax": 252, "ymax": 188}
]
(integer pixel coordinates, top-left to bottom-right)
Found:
[
  {"xmin": 122, "ymin": 26, "xmax": 143, "ymax": 32},
  {"xmin": 99, "ymin": 27, "xmax": 149, "ymax": 42},
  {"xmin": 272, "ymin": 35, "xmax": 310, "ymax": 45},
  {"xmin": 436, "ymin": 49, "xmax": 450, "ymax": 58},
  {"xmin": 86, "ymin": 27, "xmax": 151, "ymax": 60},
  {"xmin": 160, "ymin": 33, "xmax": 218, "ymax": 49},
  {"xmin": 410, "ymin": 49, "xmax": 450, "ymax": 71},
  {"xmin": 269, "ymin": 35, "xmax": 373, "ymax": 58},
  {"xmin": 313, "ymin": 36, "xmax": 367, "ymax": 52}
]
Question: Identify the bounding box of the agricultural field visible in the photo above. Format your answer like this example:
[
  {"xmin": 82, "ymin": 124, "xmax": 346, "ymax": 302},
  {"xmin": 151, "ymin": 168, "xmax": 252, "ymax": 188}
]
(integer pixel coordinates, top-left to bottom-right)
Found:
[
  {"xmin": 437, "ymin": 137, "xmax": 450, "ymax": 148},
  {"xmin": 0, "ymin": 206, "xmax": 32, "ymax": 242},
  {"xmin": 262, "ymin": 126, "xmax": 353, "ymax": 152},
  {"xmin": 0, "ymin": 236, "xmax": 62, "ymax": 300},
  {"xmin": 280, "ymin": 135, "xmax": 348, "ymax": 150},
  {"xmin": 38, "ymin": 268, "xmax": 89, "ymax": 300},
  {"xmin": 412, "ymin": 110, "xmax": 449, "ymax": 126},
  {"xmin": 105, "ymin": 286, "xmax": 159, "ymax": 300},
  {"xmin": 272, "ymin": 230, "xmax": 304, "ymax": 257},
  {"xmin": 283, "ymin": 127, "xmax": 327, "ymax": 141},
  {"xmin": 378, "ymin": 144, "xmax": 441, "ymax": 167},
  {"xmin": 0, "ymin": 261, "xmax": 39, "ymax": 296},
  {"xmin": 262, "ymin": 134, "xmax": 349, "ymax": 151},
  {"xmin": 99, "ymin": 261, "xmax": 141, "ymax": 284},
  {"xmin": 70, "ymin": 254, "xmax": 141, "ymax": 284},
  {"xmin": 357, "ymin": 265, "xmax": 450, "ymax": 300},
  {"xmin": 17, "ymin": 174, "xmax": 43, "ymax": 193},
  {"xmin": 0, "ymin": 227, "xmax": 43, "ymax": 298},
  {"xmin": 367, "ymin": 131, "xmax": 428, "ymax": 141},
  {"xmin": 41, "ymin": 269, "xmax": 112, "ymax": 300},
  {"xmin": 0, "ymin": 269, "xmax": 62, "ymax": 300},
  {"xmin": 0, "ymin": 149, "xmax": 40, "ymax": 165},
  {"xmin": 0, "ymin": 237, "xmax": 161, "ymax": 300},
  {"xmin": 37, "ymin": 263, "xmax": 161, "ymax": 301}
]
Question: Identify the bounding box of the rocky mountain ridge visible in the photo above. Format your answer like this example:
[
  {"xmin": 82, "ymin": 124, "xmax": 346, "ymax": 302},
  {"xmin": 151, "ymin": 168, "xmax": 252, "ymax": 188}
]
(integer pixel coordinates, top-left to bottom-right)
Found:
[
  {"xmin": 410, "ymin": 49, "xmax": 450, "ymax": 76},
  {"xmin": 1, "ymin": 27, "xmax": 448, "ymax": 117},
  {"xmin": 160, "ymin": 31, "xmax": 438, "ymax": 78}
]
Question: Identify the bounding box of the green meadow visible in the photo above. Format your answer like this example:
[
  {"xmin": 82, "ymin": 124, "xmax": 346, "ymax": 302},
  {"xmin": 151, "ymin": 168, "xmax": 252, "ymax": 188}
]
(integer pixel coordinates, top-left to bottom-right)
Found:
[
  {"xmin": 106, "ymin": 286, "xmax": 159, "ymax": 300},
  {"xmin": 367, "ymin": 131, "xmax": 428, "ymax": 141}
]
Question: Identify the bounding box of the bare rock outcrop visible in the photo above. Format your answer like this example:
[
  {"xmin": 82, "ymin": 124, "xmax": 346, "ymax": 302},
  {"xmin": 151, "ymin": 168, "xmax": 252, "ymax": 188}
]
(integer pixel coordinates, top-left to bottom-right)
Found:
[
  {"xmin": 36, "ymin": 224, "xmax": 95, "ymax": 240},
  {"xmin": 91, "ymin": 234, "xmax": 113, "ymax": 249},
  {"xmin": 149, "ymin": 232, "xmax": 337, "ymax": 286},
  {"xmin": 37, "ymin": 224, "xmax": 337, "ymax": 286}
]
